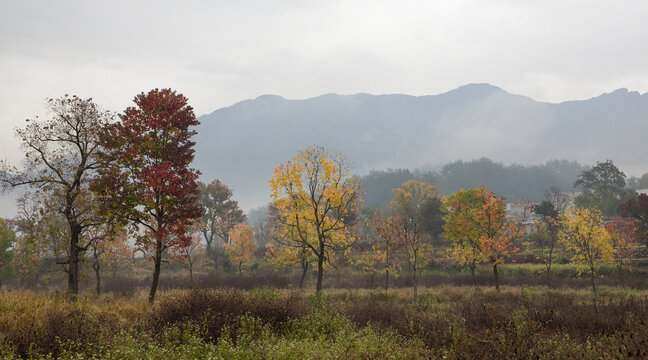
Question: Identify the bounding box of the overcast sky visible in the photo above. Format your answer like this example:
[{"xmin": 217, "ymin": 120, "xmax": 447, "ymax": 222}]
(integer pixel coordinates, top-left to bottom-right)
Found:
[{"xmin": 1, "ymin": 0, "xmax": 647, "ymax": 165}]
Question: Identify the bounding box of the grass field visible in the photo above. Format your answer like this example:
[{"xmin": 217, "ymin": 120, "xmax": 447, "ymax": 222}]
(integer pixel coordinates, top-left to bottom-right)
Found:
[{"xmin": 0, "ymin": 285, "xmax": 647, "ymax": 359}]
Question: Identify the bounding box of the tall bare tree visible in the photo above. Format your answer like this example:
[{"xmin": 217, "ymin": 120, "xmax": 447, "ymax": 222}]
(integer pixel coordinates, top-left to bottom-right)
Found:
[{"xmin": 0, "ymin": 95, "xmax": 111, "ymax": 299}]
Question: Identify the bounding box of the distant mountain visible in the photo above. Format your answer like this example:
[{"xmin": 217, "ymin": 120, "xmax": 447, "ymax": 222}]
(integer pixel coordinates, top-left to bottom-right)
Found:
[{"xmin": 194, "ymin": 84, "xmax": 648, "ymax": 210}]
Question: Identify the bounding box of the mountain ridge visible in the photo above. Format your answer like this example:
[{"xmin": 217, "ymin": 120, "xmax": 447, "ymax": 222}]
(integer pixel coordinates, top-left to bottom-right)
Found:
[{"xmin": 193, "ymin": 84, "xmax": 648, "ymax": 210}]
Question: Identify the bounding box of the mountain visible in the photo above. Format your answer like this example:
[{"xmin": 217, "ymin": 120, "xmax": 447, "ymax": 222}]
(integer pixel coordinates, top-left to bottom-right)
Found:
[{"xmin": 193, "ymin": 84, "xmax": 648, "ymax": 210}]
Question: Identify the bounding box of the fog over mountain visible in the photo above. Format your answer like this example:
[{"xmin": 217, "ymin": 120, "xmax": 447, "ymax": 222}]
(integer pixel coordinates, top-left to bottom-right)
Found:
[{"xmin": 194, "ymin": 83, "xmax": 648, "ymax": 210}]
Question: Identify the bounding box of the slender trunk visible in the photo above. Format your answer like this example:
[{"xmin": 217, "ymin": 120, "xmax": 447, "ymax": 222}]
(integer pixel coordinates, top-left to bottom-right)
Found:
[
  {"xmin": 413, "ymin": 272, "xmax": 418, "ymax": 298},
  {"xmin": 94, "ymin": 262, "xmax": 101, "ymax": 296},
  {"xmin": 299, "ymin": 260, "xmax": 308, "ymax": 290},
  {"xmin": 590, "ymin": 266, "xmax": 597, "ymax": 297},
  {"xmin": 68, "ymin": 228, "xmax": 80, "ymax": 301},
  {"xmin": 149, "ymin": 243, "xmax": 163, "ymax": 304},
  {"xmin": 493, "ymin": 263, "xmax": 500, "ymax": 291},
  {"xmin": 470, "ymin": 261, "xmax": 477, "ymax": 286},
  {"xmin": 189, "ymin": 261, "xmax": 194, "ymax": 288},
  {"xmin": 385, "ymin": 269, "xmax": 389, "ymax": 291},
  {"xmin": 316, "ymin": 250, "xmax": 324, "ymax": 294},
  {"xmin": 546, "ymin": 264, "xmax": 552, "ymax": 288},
  {"xmin": 111, "ymin": 265, "xmax": 118, "ymax": 280},
  {"xmin": 370, "ymin": 271, "xmax": 375, "ymax": 290},
  {"xmin": 238, "ymin": 261, "xmax": 242, "ymax": 276},
  {"xmin": 212, "ymin": 248, "xmax": 219, "ymax": 272}
]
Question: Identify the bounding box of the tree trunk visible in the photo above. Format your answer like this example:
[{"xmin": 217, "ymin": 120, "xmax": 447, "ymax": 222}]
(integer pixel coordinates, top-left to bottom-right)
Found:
[
  {"xmin": 370, "ymin": 271, "xmax": 375, "ymax": 289},
  {"xmin": 68, "ymin": 228, "xmax": 80, "ymax": 302},
  {"xmin": 470, "ymin": 261, "xmax": 477, "ymax": 286},
  {"xmin": 316, "ymin": 252, "xmax": 324, "ymax": 294},
  {"xmin": 149, "ymin": 244, "xmax": 163, "ymax": 304},
  {"xmin": 94, "ymin": 262, "xmax": 101, "ymax": 296},
  {"xmin": 238, "ymin": 261, "xmax": 242, "ymax": 276},
  {"xmin": 590, "ymin": 266, "xmax": 597, "ymax": 297},
  {"xmin": 212, "ymin": 248, "xmax": 219, "ymax": 272},
  {"xmin": 189, "ymin": 261, "xmax": 194, "ymax": 288},
  {"xmin": 546, "ymin": 265, "xmax": 552, "ymax": 288},
  {"xmin": 299, "ymin": 260, "xmax": 309, "ymax": 290},
  {"xmin": 385, "ymin": 269, "xmax": 389, "ymax": 291},
  {"xmin": 493, "ymin": 263, "xmax": 500, "ymax": 291},
  {"xmin": 412, "ymin": 270, "xmax": 418, "ymax": 298}
]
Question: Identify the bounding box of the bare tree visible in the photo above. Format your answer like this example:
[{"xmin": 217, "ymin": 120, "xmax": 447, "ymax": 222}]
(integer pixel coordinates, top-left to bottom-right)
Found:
[{"xmin": 0, "ymin": 96, "xmax": 111, "ymax": 300}]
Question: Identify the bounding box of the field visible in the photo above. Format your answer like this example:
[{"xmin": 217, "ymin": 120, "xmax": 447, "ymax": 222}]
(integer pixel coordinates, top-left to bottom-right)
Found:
[{"xmin": 1, "ymin": 279, "xmax": 648, "ymax": 359}]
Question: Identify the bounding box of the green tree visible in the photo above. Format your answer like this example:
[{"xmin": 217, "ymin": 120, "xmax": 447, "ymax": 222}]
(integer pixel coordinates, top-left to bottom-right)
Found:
[
  {"xmin": 0, "ymin": 218, "xmax": 15, "ymax": 285},
  {"xmin": 574, "ymin": 160, "xmax": 636, "ymax": 218}
]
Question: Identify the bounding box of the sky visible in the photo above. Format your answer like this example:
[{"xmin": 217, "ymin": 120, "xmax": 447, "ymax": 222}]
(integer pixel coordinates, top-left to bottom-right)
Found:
[{"xmin": 0, "ymin": 1, "xmax": 647, "ymax": 212}]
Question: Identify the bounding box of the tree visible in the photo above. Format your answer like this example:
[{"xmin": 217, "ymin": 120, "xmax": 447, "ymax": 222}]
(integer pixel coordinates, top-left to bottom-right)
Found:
[
  {"xmin": 0, "ymin": 218, "xmax": 15, "ymax": 286},
  {"xmin": 389, "ymin": 180, "xmax": 440, "ymax": 297},
  {"xmin": 532, "ymin": 187, "xmax": 569, "ymax": 287},
  {"xmin": 442, "ymin": 187, "xmax": 525, "ymax": 291},
  {"xmin": 618, "ymin": 194, "xmax": 648, "ymax": 243},
  {"xmin": 370, "ymin": 217, "xmax": 402, "ymax": 295},
  {"xmin": 225, "ymin": 223, "xmax": 256, "ymax": 276},
  {"xmin": 87, "ymin": 219, "xmax": 128, "ymax": 295},
  {"xmin": 0, "ymin": 95, "xmax": 112, "ymax": 299},
  {"xmin": 93, "ymin": 88, "xmax": 202, "ymax": 304},
  {"xmin": 574, "ymin": 160, "xmax": 636, "ymax": 218},
  {"xmin": 269, "ymin": 146, "xmax": 361, "ymax": 294},
  {"xmin": 12, "ymin": 192, "xmax": 48, "ymax": 286},
  {"xmin": 346, "ymin": 212, "xmax": 402, "ymax": 291},
  {"xmin": 265, "ymin": 201, "xmax": 314, "ymax": 289},
  {"xmin": 197, "ymin": 180, "xmax": 246, "ymax": 271},
  {"xmin": 173, "ymin": 233, "xmax": 202, "ymax": 287},
  {"xmin": 558, "ymin": 207, "xmax": 614, "ymax": 296},
  {"xmin": 605, "ymin": 217, "xmax": 640, "ymax": 286}
]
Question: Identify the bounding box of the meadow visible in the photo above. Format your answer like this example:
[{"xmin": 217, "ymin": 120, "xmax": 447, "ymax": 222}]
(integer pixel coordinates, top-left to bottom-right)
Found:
[{"xmin": 2, "ymin": 274, "xmax": 648, "ymax": 359}]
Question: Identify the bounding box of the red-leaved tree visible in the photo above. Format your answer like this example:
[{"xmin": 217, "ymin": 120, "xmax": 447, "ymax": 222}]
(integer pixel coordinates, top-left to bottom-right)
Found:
[{"xmin": 93, "ymin": 88, "xmax": 202, "ymax": 303}]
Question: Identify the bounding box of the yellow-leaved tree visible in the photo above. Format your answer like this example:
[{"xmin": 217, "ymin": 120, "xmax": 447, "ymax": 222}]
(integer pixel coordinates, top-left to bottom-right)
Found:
[
  {"xmin": 558, "ymin": 207, "xmax": 614, "ymax": 296},
  {"xmin": 269, "ymin": 146, "xmax": 361, "ymax": 294},
  {"xmin": 225, "ymin": 223, "xmax": 256, "ymax": 276}
]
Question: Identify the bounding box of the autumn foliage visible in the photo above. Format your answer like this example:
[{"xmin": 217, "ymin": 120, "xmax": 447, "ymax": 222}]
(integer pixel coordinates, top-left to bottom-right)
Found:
[
  {"xmin": 94, "ymin": 88, "xmax": 202, "ymax": 303},
  {"xmin": 442, "ymin": 187, "xmax": 527, "ymax": 290},
  {"xmin": 558, "ymin": 207, "xmax": 614, "ymax": 296},
  {"xmin": 269, "ymin": 146, "xmax": 361, "ymax": 293},
  {"xmin": 226, "ymin": 223, "xmax": 256, "ymax": 275}
]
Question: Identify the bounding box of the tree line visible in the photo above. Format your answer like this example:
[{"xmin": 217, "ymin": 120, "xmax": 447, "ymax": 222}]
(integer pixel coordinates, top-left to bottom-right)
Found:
[{"xmin": 1, "ymin": 91, "xmax": 647, "ymax": 302}]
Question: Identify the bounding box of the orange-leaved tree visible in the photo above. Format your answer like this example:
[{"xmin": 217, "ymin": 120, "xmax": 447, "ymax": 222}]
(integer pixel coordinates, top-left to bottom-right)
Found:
[
  {"xmin": 443, "ymin": 187, "xmax": 526, "ymax": 291},
  {"xmin": 605, "ymin": 217, "xmax": 640, "ymax": 287},
  {"xmin": 558, "ymin": 207, "xmax": 614, "ymax": 296},
  {"xmin": 269, "ymin": 146, "xmax": 361, "ymax": 294},
  {"xmin": 226, "ymin": 223, "xmax": 256, "ymax": 276}
]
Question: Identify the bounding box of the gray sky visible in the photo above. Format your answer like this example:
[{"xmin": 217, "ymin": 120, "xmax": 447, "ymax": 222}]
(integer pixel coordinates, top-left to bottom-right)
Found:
[{"xmin": 1, "ymin": 0, "xmax": 647, "ymax": 164}]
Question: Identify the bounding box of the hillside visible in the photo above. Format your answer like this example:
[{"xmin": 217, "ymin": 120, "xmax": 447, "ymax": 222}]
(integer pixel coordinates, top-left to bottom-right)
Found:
[{"xmin": 194, "ymin": 84, "xmax": 648, "ymax": 209}]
